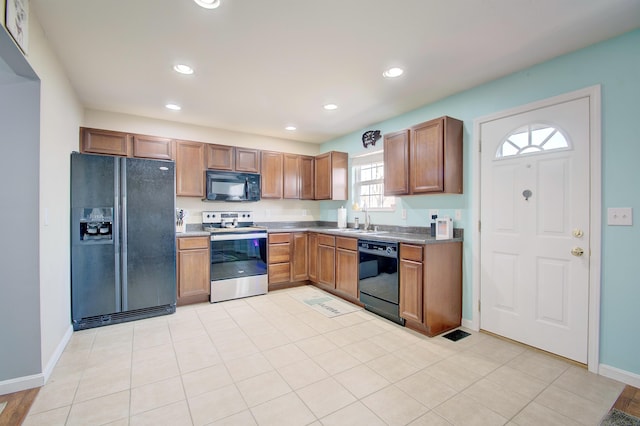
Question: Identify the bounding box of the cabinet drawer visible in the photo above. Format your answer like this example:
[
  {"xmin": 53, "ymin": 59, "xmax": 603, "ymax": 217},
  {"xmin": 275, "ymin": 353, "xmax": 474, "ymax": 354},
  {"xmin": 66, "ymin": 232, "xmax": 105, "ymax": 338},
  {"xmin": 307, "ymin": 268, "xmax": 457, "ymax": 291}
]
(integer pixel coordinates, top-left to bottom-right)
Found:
[
  {"xmin": 268, "ymin": 263, "xmax": 291, "ymax": 283},
  {"xmin": 177, "ymin": 236, "xmax": 209, "ymax": 250},
  {"xmin": 317, "ymin": 234, "xmax": 336, "ymax": 247},
  {"xmin": 336, "ymin": 236, "xmax": 357, "ymax": 251},
  {"xmin": 401, "ymin": 244, "xmax": 423, "ymax": 261},
  {"xmin": 269, "ymin": 244, "xmax": 290, "ymax": 263},
  {"xmin": 269, "ymin": 233, "xmax": 291, "ymax": 244}
]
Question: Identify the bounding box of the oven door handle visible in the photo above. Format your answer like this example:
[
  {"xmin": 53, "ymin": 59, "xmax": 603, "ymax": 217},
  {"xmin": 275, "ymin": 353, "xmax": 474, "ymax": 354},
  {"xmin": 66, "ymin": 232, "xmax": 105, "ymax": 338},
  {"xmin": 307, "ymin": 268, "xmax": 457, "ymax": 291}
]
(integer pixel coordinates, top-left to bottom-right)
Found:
[{"xmin": 211, "ymin": 232, "xmax": 268, "ymax": 241}]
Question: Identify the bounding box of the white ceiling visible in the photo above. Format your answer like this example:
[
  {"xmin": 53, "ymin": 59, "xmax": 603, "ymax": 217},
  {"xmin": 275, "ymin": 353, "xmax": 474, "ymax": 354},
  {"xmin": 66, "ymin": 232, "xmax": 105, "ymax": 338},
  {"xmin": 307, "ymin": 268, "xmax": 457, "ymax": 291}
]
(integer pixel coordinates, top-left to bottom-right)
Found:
[{"xmin": 31, "ymin": 0, "xmax": 640, "ymax": 143}]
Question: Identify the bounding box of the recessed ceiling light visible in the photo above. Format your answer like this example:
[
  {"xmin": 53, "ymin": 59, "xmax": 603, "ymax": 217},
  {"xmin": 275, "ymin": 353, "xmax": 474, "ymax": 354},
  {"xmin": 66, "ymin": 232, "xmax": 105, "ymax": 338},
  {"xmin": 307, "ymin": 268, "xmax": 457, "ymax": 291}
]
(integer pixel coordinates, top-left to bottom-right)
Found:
[
  {"xmin": 383, "ymin": 67, "xmax": 404, "ymax": 78},
  {"xmin": 194, "ymin": 0, "xmax": 220, "ymax": 9},
  {"xmin": 165, "ymin": 103, "xmax": 181, "ymax": 111},
  {"xmin": 285, "ymin": 126, "xmax": 297, "ymax": 131},
  {"xmin": 173, "ymin": 64, "xmax": 194, "ymax": 75},
  {"xmin": 323, "ymin": 104, "xmax": 338, "ymax": 111}
]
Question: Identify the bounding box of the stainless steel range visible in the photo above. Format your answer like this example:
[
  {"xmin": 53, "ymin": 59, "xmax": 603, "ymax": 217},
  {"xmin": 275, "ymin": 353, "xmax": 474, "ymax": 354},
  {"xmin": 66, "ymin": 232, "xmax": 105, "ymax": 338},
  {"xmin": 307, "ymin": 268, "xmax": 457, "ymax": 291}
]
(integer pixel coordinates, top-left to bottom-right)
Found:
[{"xmin": 202, "ymin": 211, "xmax": 268, "ymax": 302}]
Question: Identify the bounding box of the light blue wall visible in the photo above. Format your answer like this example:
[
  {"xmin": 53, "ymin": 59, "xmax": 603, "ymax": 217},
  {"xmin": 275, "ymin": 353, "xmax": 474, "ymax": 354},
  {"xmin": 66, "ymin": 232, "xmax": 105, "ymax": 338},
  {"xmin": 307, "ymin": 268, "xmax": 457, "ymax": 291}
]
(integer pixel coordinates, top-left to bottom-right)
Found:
[{"xmin": 320, "ymin": 29, "xmax": 640, "ymax": 376}]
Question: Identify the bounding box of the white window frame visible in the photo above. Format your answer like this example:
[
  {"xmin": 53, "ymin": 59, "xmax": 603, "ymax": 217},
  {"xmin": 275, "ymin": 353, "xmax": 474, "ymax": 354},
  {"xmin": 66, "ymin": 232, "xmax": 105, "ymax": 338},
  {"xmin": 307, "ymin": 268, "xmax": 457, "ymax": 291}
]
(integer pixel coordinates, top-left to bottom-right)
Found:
[{"xmin": 351, "ymin": 150, "xmax": 396, "ymax": 212}]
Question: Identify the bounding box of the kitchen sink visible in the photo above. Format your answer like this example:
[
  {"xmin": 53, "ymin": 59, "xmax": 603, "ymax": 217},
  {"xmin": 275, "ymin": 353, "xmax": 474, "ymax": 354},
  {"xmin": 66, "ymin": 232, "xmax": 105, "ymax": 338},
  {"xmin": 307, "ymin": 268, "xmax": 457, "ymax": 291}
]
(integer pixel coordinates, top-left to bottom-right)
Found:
[{"xmin": 324, "ymin": 228, "xmax": 388, "ymax": 235}]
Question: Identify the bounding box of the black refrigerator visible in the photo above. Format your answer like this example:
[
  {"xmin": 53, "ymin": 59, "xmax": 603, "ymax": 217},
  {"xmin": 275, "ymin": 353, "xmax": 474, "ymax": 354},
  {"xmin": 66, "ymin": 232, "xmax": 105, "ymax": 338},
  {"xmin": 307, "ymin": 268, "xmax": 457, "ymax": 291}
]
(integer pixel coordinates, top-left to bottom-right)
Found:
[{"xmin": 71, "ymin": 152, "xmax": 177, "ymax": 330}]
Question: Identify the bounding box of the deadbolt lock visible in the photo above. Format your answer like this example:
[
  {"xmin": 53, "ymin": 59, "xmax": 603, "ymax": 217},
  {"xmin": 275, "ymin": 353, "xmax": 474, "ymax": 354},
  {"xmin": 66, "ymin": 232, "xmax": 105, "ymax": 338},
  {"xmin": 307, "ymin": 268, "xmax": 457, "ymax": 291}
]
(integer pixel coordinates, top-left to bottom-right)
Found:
[{"xmin": 573, "ymin": 229, "xmax": 584, "ymax": 238}]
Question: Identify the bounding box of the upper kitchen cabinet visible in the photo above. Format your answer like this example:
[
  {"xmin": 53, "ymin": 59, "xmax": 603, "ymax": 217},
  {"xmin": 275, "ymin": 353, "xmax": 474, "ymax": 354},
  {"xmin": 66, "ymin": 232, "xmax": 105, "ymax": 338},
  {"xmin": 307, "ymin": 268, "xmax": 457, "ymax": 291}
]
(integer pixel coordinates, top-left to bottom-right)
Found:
[
  {"xmin": 300, "ymin": 155, "xmax": 315, "ymax": 200},
  {"xmin": 384, "ymin": 116, "xmax": 463, "ymax": 196},
  {"xmin": 261, "ymin": 151, "xmax": 284, "ymax": 199},
  {"xmin": 206, "ymin": 145, "xmax": 260, "ymax": 173},
  {"xmin": 175, "ymin": 140, "xmax": 205, "ymax": 197},
  {"xmin": 206, "ymin": 143, "xmax": 234, "ymax": 170},
  {"xmin": 81, "ymin": 127, "xmax": 130, "ymax": 157},
  {"xmin": 383, "ymin": 129, "xmax": 410, "ymax": 195},
  {"xmin": 80, "ymin": 127, "xmax": 174, "ymax": 160},
  {"xmin": 411, "ymin": 117, "xmax": 463, "ymax": 194},
  {"xmin": 132, "ymin": 134, "xmax": 173, "ymax": 160},
  {"xmin": 284, "ymin": 154, "xmax": 315, "ymax": 200},
  {"xmin": 314, "ymin": 151, "xmax": 348, "ymax": 200},
  {"xmin": 235, "ymin": 148, "xmax": 260, "ymax": 173}
]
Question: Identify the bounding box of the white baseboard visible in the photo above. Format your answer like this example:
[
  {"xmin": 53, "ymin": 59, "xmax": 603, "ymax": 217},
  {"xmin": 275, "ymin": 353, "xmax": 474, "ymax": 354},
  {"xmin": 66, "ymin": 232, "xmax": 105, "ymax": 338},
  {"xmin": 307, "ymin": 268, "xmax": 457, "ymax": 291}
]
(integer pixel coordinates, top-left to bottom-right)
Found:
[
  {"xmin": 0, "ymin": 373, "xmax": 44, "ymax": 395},
  {"xmin": 0, "ymin": 325, "xmax": 73, "ymax": 395},
  {"xmin": 461, "ymin": 318, "xmax": 477, "ymax": 331},
  {"xmin": 42, "ymin": 325, "xmax": 73, "ymax": 383},
  {"xmin": 599, "ymin": 364, "xmax": 640, "ymax": 388}
]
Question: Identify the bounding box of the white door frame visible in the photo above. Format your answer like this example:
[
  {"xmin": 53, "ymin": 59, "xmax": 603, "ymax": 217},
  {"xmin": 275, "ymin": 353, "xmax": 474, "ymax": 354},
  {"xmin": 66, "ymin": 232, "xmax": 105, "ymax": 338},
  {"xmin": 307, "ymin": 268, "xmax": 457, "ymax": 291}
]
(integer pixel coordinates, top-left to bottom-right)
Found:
[{"xmin": 470, "ymin": 85, "xmax": 602, "ymax": 373}]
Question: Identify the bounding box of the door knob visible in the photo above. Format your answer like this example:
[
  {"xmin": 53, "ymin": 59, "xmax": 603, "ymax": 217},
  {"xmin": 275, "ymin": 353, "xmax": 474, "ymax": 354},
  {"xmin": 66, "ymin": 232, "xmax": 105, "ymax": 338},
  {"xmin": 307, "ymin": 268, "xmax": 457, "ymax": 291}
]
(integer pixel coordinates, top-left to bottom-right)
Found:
[{"xmin": 571, "ymin": 247, "xmax": 584, "ymax": 257}]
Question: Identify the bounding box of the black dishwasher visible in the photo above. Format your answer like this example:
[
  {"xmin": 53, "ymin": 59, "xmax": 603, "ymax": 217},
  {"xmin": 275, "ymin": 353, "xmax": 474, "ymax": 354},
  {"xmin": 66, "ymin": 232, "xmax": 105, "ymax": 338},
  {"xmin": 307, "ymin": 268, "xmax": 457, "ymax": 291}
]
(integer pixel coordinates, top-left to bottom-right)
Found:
[{"xmin": 358, "ymin": 239, "xmax": 404, "ymax": 325}]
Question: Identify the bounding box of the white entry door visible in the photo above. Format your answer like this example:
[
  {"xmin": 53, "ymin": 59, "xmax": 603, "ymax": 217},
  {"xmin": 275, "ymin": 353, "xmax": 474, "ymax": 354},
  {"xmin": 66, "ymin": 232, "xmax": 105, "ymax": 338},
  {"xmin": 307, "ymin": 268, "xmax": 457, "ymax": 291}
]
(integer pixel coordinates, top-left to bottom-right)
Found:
[{"xmin": 480, "ymin": 96, "xmax": 590, "ymax": 363}]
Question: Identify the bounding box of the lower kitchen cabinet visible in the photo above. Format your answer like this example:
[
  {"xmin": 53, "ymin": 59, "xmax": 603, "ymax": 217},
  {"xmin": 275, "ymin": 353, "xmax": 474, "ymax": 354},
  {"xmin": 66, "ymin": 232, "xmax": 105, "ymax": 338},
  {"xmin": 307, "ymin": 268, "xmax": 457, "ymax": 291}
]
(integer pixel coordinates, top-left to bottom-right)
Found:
[
  {"xmin": 308, "ymin": 233, "xmax": 318, "ymax": 283},
  {"xmin": 400, "ymin": 241, "xmax": 462, "ymax": 337},
  {"xmin": 268, "ymin": 233, "xmax": 291, "ymax": 286},
  {"xmin": 399, "ymin": 244, "xmax": 423, "ymax": 323},
  {"xmin": 291, "ymin": 232, "xmax": 309, "ymax": 282},
  {"xmin": 317, "ymin": 234, "xmax": 336, "ymax": 289},
  {"xmin": 335, "ymin": 237, "xmax": 358, "ymax": 300},
  {"xmin": 176, "ymin": 236, "xmax": 210, "ymax": 306}
]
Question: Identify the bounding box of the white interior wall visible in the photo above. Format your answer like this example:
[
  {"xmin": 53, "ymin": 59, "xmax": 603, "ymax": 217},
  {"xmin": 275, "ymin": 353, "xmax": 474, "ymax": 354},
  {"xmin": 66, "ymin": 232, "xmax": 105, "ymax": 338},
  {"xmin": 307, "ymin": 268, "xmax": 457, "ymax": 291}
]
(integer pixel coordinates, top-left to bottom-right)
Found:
[
  {"xmin": 28, "ymin": 12, "xmax": 84, "ymax": 375},
  {"xmin": 0, "ymin": 26, "xmax": 42, "ymax": 389}
]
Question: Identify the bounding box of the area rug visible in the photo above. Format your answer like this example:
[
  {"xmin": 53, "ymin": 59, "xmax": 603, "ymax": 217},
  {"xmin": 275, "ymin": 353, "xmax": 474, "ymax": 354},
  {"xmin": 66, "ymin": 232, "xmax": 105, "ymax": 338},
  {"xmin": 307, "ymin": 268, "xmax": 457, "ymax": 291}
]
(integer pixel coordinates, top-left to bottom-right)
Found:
[
  {"xmin": 292, "ymin": 291, "xmax": 361, "ymax": 318},
  {"xmin": 600, "ymin": 409, "xmax": 640, "ymax": 426}
]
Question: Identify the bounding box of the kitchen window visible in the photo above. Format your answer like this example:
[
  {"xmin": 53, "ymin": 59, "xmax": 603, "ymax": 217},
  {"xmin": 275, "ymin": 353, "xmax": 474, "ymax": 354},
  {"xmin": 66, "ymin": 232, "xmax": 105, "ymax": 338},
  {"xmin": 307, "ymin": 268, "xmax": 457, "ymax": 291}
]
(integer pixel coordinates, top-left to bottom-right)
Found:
[{"xmin": 352, "ymin": 151, "xmax": 395, "ymax": 211}]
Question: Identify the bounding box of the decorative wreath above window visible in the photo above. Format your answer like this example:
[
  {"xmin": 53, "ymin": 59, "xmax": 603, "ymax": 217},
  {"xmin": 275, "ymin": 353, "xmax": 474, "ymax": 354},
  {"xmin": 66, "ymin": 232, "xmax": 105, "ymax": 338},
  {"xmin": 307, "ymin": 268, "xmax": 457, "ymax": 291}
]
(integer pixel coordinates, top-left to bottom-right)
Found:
[{"xmin": 496, "ymin": 123, "xmax": 570, "ymax": 159}]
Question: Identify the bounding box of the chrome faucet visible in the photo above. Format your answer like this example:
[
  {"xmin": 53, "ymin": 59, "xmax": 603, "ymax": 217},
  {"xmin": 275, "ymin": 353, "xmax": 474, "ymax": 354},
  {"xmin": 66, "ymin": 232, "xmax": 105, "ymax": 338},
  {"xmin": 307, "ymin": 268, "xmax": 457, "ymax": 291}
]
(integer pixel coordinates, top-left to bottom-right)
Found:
[{"xmin": 363, "ymin": 204, "xmax": 371, "ymax": 231}]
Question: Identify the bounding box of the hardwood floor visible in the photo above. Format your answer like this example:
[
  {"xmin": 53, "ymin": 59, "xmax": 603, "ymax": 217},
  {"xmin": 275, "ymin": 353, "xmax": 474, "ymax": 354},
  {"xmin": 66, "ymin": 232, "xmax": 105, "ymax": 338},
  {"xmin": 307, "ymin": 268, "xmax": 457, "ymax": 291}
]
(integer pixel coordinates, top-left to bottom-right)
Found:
[
  {"xmin": 613, "ymin": 385, "xmax": 640, "ymax": 418},
  {"xmin": 0, "ymin": 388, "xmax": 39, "ymax": 426}
]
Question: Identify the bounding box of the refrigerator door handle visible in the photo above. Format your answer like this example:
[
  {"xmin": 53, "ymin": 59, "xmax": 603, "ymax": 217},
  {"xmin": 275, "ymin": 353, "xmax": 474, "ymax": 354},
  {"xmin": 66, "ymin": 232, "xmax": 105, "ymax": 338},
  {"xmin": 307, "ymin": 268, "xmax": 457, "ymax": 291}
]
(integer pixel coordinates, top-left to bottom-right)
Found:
[
  {"xmin": 120, "ymin": 158, "xmax": 129, "ymax": 311},
  {"xmin": 113, "ymin": 158, "xmax": 123, "ymax": 313}
]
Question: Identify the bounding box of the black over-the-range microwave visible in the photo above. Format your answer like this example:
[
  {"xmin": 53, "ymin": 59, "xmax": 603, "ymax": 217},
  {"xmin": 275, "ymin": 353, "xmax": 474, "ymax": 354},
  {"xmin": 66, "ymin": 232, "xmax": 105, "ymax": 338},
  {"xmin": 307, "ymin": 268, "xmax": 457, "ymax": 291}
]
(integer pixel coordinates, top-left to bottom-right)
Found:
[{"xmin": 204, "ymin": 170, "xmax": 261, "ymax": 202}]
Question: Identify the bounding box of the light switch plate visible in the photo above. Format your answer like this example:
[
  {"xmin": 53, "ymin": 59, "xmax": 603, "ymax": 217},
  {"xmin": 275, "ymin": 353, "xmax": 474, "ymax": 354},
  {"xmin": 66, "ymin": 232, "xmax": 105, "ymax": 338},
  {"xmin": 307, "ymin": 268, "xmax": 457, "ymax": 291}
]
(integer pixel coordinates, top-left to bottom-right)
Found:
[
  {"xmin": 455, "ymin": 210, "xmax": 462, "ymax": 221},
  {"xmin": 401, "ymin": 209, "xmax": 407, "ymax": 220},
  {"xmin": 607, "ymin": 207, "xmax": 633, "ymax": 226}
]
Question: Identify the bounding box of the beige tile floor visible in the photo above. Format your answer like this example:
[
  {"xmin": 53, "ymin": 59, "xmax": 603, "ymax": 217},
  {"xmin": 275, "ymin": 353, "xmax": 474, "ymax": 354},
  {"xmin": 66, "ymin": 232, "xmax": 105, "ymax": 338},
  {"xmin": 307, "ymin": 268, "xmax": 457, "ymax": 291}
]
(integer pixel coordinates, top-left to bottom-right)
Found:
[{"xmin": 24, "ymin": 286, "xmax": 625, "ymax": 425}]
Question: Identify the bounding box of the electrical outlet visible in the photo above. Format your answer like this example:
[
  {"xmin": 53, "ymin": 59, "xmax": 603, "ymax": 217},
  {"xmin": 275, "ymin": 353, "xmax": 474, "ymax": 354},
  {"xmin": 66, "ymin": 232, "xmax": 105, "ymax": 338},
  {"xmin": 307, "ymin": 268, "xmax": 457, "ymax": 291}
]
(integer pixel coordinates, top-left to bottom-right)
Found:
[
  {"xmin": 401, "ymin": 209, "xmax": 407, "ymax": 220},
  {"xmin": 455, "ymin": 210, "xmax": 462, "ymax": 221},
  {"xmin": 607, "ymin": 207, "xmax": 633, "ymax": 226}
]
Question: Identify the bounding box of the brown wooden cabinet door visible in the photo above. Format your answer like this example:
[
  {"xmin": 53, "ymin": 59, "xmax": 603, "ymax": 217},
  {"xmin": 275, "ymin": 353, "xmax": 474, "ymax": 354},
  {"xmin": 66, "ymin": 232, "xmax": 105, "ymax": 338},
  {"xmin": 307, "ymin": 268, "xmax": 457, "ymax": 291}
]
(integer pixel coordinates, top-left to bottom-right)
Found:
[
  {"xmin": 336, "ymin": 248, "xmax": 358, "ymax": 298},
  {"xmin": 400, "ymin": 258, "xmax": 423, "ymax": 323},
  {"xmin": 291, "ymin": 232, "xmax": 309, "ymax": 281},
  {"xmin": 81, "ymin": 128, "xmax": 129, "ymax": 156},
  {"xmin": 283, "ymin": 153, "xmax": 300, "ymax": 199},
  {"xmin": 175, "ymin": 140, "xmax": 205, "ymax": 197},
  {"xmin": 383, "ymin": 129, "xmax": 410, "ymax": 195},
  {"xmin": 317, "ymin": 244, "xmax": 335, "ymax": 288},
  {"xmin": 314, "ymin": 151, "xmax": 348, "ymax": 201},
  {"xmin": 308, "ymin": 233, "xmax": 318, "ymax": 283},
  {"xmin": 236, "ymin": 148, "xmax": 260, "ymax": 173},
  {"xmin": 410, "ymin": 118, "xmax": 444, "ymax": 193},
  {"xmin": 314, "ymin": 152, "xmax": 331, "ymax": 200},
  {"xmin": 177, "ymin": 236, "xmax": 210, "ymax": 305},
  {"xmin": 261, "ymin": 151, "xmax": 283, "ymax": 199},
  {"xmin": 206, "ymin": 144, "xmax": 234, "ymax": 170},
  {"xmin": 132, "ymin": 135, "xmax": 173, "ymax": 160},
  {"xmin": 424, "ymin": 242, "xmax": 463, "ymax": 336},
  {"xmin": 300, "ymin": 155, "xmax": 315, "ymax": 200}
]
